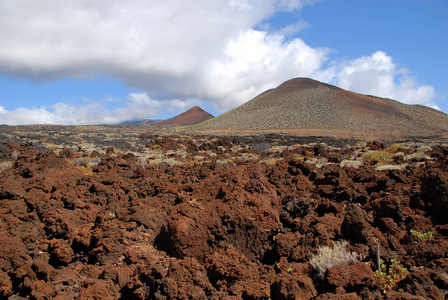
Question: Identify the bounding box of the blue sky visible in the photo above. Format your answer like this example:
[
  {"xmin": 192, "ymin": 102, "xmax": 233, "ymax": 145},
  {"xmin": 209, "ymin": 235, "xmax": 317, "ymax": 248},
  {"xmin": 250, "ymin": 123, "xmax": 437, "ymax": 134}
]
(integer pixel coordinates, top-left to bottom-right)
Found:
[{"xmin": 0, "ymin": 0, "xmax": 446, "ymax": 125}]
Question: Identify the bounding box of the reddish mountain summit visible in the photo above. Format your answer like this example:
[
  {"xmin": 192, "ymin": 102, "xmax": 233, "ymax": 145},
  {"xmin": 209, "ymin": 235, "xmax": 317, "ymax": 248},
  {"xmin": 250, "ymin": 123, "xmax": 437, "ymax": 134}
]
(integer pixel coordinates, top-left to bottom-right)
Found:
[{"xmin": 150, "ymin": 106, "xmax": 214, "ymax": 126}]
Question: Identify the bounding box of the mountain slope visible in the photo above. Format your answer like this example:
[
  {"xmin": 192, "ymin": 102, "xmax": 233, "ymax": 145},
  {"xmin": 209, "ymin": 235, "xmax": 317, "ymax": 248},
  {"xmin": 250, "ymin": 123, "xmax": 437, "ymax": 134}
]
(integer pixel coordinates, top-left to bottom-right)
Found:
[
  {"xmin": 150, "ymin": 106, "xmax": 214, "ymax": 126},
  {"xmin": 192, "ymin": 78, "xmax": 448, "ymax": 139}
]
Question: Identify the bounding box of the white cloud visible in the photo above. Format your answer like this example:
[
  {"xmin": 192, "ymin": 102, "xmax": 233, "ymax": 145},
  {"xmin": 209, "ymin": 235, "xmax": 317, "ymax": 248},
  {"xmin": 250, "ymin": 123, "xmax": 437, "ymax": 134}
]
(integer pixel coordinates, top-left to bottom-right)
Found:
[
  {"xmin": 0, "ymin": 93, "xmax": 161, "ymax": 125},
  {"xmin": 334, "ymin": 51, "xmax": 436, "ymax": 107},
  {"xmin": 277, "ymin": 20, "xmax": 310, "ymax": 36},
  {"xmin": 103, "ymin": 96, "xmax": 121, "ymax": 103},
  {"xmin": 126, "ymin": 93, "xmax": 158, "ymax": 107},
  {"xmin": 0, "ymin": 1, "xmax": 440, "ymax": 124},
  {"xmin": 201, "ymin": 29, "xmax": 330, "ymax": 111},
  {"xmin": 278, "ymin": 0, "xmax": 320, "ymax": 11},
  {"xmin": 165, "ymin": 99, "xmax": 204, "ymax": 113},
  {"xmin": 0, "ymin": 0, "xmax": 280, "ymax": 81},
  {"xmin": 0, "ymin": 106, "xmax": 57, "ymax": 125}
]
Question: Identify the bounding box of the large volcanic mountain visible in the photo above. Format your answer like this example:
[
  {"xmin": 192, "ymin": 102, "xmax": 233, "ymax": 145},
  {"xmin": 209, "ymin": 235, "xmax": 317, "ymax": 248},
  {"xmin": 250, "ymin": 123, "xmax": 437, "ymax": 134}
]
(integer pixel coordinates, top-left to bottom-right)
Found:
[
  {"xmin": 149, "ymin": 106, "xmax": 214, "ymax": 126},
  {"xmin": 192, "ymin": 78, "xmax": 448, "ymax": 140}
]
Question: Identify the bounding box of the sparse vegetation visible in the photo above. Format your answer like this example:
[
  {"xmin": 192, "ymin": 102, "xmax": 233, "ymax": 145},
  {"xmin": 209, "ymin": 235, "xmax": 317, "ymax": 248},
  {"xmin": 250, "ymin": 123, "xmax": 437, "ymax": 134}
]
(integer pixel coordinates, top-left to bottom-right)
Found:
[
  {"xmin": 410, "ymin": 229, "xmax": 434, "ymax": 241},
  {"xmin": 417, "ymin": 145, "xmax": 432, "ymax": 152},
  {"xmin": 309, "ymin": 241, "xmax": 358, "ymax": 276},
  {"xmin": 306, "ymin": 157, "xmax": 329, "ymax": 168},
  {"xmin": 0, "ymin": 161, "xmax": 13, "ymax": 172},
  {"xmin": 373, "ymin": 258, "xmax": 408, "ymax": 291},
  {"xmin": 387, "ymin": 143, "xmax": 407, "ymax": 153},
  {"xmin": 147, "ymin": 157, "xmax": 181, "ymax": 167},
  {"xmin": 259, "ymin": 157, "xmax": 284, "ymax": 166},
  {"xmin": 340, "ymin": 159, "xmax": 363, "ymax": 168},
  {"xmin": 355, "ymin": 141, "xmax": 367, "ymax": 148},
  {"xmin": 11, "ymin": 150, "xmax": 20, "ymax": 160},
  {"xmin": 362, "ymin": 150, "xmax": 394, "ymax": 166},
  {"xmin": 68, "ymin": 156, "xmax": 101, "ymax": 168},
  {"xmin": 404, "ymin": 151, "xmax": 431, "ymax": 162},
  {"xmin": 74, "ymin": 165, "xmax": 94, "ymax": 175},
  {"xmin": 375, "ymin": 164, "xmax": 407, "ymax": 171}
]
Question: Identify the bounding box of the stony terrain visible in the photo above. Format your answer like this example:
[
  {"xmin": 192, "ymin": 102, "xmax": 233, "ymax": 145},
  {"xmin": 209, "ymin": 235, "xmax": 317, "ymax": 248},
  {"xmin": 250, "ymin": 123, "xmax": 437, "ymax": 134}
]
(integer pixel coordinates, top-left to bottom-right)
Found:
[{"xmin": 1, "ymin": 125, "xmax": 448, "ymax": 299}]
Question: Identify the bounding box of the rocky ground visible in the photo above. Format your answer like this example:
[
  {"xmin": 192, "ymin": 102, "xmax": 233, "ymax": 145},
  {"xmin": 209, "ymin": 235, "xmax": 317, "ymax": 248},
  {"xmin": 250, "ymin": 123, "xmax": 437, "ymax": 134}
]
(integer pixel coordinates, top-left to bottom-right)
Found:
[{"xmin": 1, "ymin": 125, "xmax": 448, "ymax": 299}]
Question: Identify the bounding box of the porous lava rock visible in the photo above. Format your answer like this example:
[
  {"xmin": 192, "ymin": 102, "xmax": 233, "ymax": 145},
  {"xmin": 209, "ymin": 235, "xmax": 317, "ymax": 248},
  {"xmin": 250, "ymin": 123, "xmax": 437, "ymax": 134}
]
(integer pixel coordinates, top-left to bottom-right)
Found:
[{"xmin": 0, "ymin": 134, "xmax": 447, "ymax": 299}]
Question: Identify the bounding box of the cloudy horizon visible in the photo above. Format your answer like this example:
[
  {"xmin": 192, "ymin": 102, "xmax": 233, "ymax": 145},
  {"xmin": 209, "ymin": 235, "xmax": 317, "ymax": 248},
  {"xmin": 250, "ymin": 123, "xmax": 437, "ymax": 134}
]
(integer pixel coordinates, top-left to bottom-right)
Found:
[{"xmin": 0, "ymin": 0, "xmax": 445, "ymax": 125}]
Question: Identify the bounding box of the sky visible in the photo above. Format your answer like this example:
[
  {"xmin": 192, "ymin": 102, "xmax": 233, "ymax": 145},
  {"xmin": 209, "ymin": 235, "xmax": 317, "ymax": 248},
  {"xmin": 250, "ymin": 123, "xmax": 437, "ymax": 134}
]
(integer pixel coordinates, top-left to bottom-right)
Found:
[{"xmin": 0, "ymin": 0, "xmax": 447, "ymax": 125}]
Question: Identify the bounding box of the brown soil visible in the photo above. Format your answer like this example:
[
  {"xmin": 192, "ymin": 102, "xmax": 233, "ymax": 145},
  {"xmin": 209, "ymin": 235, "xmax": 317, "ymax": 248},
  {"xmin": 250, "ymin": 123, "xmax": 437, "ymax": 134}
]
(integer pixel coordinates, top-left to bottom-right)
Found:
[
  {"xmin": 1, "ymin": 126, "xmax": 448, "ymax": 299},
  {"xmin": 191, "ymin": 78, "xmax": 448, "ymax": 141}
]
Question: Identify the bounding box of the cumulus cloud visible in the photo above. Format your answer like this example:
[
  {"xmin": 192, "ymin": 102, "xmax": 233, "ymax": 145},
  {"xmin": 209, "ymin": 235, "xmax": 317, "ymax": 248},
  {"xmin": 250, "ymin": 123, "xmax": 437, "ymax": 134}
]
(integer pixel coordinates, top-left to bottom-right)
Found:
[
  {"xmin": 165, "ymin": 99, "xmax": 204, "ymax": 113},
  {"xmin": 200, "ymin": 29, "xmax": 331, "ymax": 111},
  {"xmin": 334, "ymin": 51, "xmax": 436, "ymax": 108},
  {"xmin": 0, "ymin": 93, "xmax": 161, "ymax": 125},
  {"xmin": 0, "ymin": 0, "xmax": 283, "ymax": 81},
  {"xmin": 0, "ymin": 1, "xmax": 440, "ymax": 125}
]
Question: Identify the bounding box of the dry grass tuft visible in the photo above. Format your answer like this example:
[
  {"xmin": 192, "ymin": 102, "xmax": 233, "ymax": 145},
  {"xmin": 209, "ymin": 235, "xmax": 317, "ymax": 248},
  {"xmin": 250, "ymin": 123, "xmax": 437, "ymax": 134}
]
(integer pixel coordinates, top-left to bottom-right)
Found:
[
  {"xmin": 310, "ymin": 241, "xmax": 358, "ymax": 276},
  {"xmin": 362, "ymin": 150, "xmax": 394, "ymax": 166},
  {"xmin": 0, "ymin": 161, "xmax": 13, "ymax": 172}
]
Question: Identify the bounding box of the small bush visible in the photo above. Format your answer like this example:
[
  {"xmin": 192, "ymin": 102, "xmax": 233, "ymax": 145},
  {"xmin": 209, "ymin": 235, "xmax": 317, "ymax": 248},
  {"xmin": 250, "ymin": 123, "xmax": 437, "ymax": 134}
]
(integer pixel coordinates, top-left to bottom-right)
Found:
[
  {"xmin": 387, "ymin": 144, "xmax": 406, "ymax": 153},
  {"xmin": 417, "ymin": 145, "xmax": 432, "ymax": 152},
  {"xmin": 71, "ymin": 157, "xmax": 101, "ymax": 167},
  {"xmin": 404, "ymin": 151, "xmax": 431, "ymax": 162},
  {"xmin": 310, "ymin": 241, "xmax": 358, "ymax": 276},
  {"xmin": 362, "ymin": 150, "xmax": 394, "ymax": 166},
  {"xmin": 373, "ymin": 258, "xmax": 408, "ymax": 291},
  {"xmin": 355, "ymin": 141, "xmax": 367, "ymax": 148},
  {"xmin": 75, "ymin": 165, "xmax": 94, "ymax": 175},
  {"xmin": 340, "ymin": 160, "xmax": 363, "ymax": 169},
  {"xmin": 148, "ymin": 157, "xmax": 181, "ymax": 167},
  {"xmin": 375, "ymin": 164, "xmax": 406, "ymax": 171},
  {"xmin": 0, "ymin": 161, "xmax": 13, "ymax": 172},
  {"xmin": 410, "ymin": 229, "xmax": 434, "ymax": 241}
]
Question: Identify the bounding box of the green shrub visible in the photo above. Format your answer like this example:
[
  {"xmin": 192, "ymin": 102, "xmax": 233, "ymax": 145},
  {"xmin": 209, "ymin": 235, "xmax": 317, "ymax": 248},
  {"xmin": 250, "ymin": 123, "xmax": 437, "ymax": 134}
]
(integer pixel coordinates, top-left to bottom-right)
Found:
[
  {"xmin": 309, "ymin": 241, "xmax": 358, "ymax": 276},
  {"xmin": 387, "ymin": 144, "xmax": 407, "ymax": 153},
  {"xmin": 410, "ymin": 229, "xmax": 434, "ymax": 241},
  {"xmin": 373, "ymin": 258, "xmax": 408, "ymax": 291}
]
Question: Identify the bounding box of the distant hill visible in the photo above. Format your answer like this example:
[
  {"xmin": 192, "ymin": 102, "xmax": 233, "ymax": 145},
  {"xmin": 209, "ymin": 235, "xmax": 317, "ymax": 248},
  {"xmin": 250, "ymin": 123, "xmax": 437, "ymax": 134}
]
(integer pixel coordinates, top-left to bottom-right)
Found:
[
  {"xmin": 119, "ymin": 119, "xmax": 161, "ymax": 125},
  {"xmin": 138, "ymin": 119, "xmax": 163, "ymax": 125},
  {"xmin": 191, "ymin": 78, "xmax": 448, "ymax": 140},
  {"xmin": 149, "ymin": 106, "xmax": 214, "ymax": 126}
]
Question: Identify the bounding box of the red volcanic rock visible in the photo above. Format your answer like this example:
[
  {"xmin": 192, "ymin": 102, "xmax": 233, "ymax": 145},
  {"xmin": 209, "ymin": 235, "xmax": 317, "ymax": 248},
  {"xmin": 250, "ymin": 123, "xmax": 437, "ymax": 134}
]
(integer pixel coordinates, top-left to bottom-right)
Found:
[
  {"xmin": 325, "ymin": 261, "xmax": 374, "ymax": 289},
  {"xmin": 1, "ymin": 134, "xmax": 448, "ymax": 298},
  {"xmin": 271, "ymin": 274, "xmax": 317, "ymax": 299},
  {"xmin": 32, "ymin": 259, "xmax": 56, "ymax": 281},
  {"xmin": 49, "ymin": 239, "xmax": 75, "ymax": 265},
  {"xmin": 206, "ymin": 245, "xmax": 273, "ymax": 298},
  {"xmin": 157, "ymin": 257, "xmax": 216, "ymax": 299},
  {"xmin": 421, "ymin": 168, "xmax": 448, "ymax": 223},
  {"xmin": 0, "ymin": 270, "xmax": 13, "ymax": 298},
  {"xmin": 150, "ymin": 106, "xmax": 214, "ymax": 126}
]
